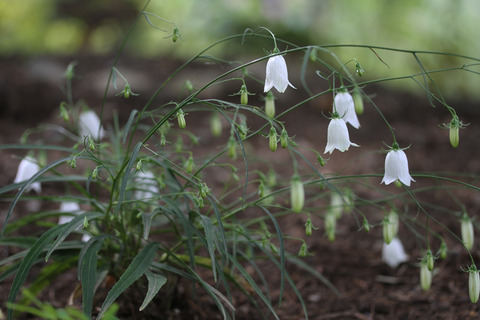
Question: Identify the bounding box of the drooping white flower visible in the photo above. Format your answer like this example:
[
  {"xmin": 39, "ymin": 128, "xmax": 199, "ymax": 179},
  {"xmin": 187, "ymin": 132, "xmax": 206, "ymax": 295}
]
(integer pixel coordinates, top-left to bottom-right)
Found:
[
  {"xmin": 264, "ymin": 55, "xmax": 295, "ymax": 93},
  {"xmin": 13, "ymin": 156, "xmax": 41, "ymax": 193},
  {"xmin": 134, "ymin": 171, "xmax": 159, "ymax": 201},
  {"xmin": 79, "ymin": 110, "xmax": 106, "ymax": 141},
  {"xmin": 58, "ymin": 201, "xmax": 82, "ymax": 225},
  {"xmin": 381, "ymin": 148, "xmax": 415, "ymax": 186},
  {"xmin": 324, "ymin": 118, "xmax": 359, "ymax": 154},
  {"xmin": 334, "ymin": 91, "xmax": 360, "ymax": 129},
  {"xmin": 382, "ymin": 237, "xmax": 409, "ymax": 268}
]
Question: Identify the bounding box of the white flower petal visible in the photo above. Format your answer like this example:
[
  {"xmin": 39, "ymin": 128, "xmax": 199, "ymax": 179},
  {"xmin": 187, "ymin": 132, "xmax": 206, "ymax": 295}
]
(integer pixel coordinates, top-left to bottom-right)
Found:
[
  {"xmin": 382, "ymin": 237, "xmax": 409, "ymax": 268},
  {"xmin": 79, "ymin": 110, "xmax": 106, "ymax": 141},
  {"xmin": 324, "ymin": 118, "xmax": 359, "ymax": 154},
  {"xmin": 13, "ymin": 156, "xmax": 41, "ymax": 193},
  {"xmin": 58, "ymin": 202, "xmax": 81, "ymax": 225},
  {"xmin": 381, "ymin": 149, "xmax": 415, "ymax": 186},
  {"xmin": 264, "ymin": 55, "xmax": 295, "ymax": 93},
  {"xmin": 334, "ymin": 92, "xmax": 360, "ymax": 129},
  {"xmin": 134, "ymin": 171, "xmax": 159, "ymax": 200}
]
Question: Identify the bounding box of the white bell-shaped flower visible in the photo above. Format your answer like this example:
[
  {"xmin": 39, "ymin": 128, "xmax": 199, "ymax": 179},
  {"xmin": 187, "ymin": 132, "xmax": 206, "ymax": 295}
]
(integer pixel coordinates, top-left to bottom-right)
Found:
[
  {"xmin": 381, "ymin": 149, "xmax": 415, "ymax": 186},
  {"xmin": 134, "ymin": 170, "xmax": 159, "ymax": 201},
  {"xmin": 13, "ymin": 156, "xmax": 41, "ymax": 193},
  {"xmin": 58, "ymin": 201, "xmax": 82, "ymax": 225},
  {"xmin": 334, "ymin": 91, "xmax": 360, "ymax": 129},
  {"xmin": 382, "ymin": 237, "xmax": 409, "ymax": 268},
  {"xmin": 264, "ymin": 55, "xmax": 295, "ymax": 93},
  {"xmin": 79, "ymin": 110, "xmax": 106, "ymax": 141},
  {"xmin": 324, "ymin": 118, "xmax": 359, "ymax": 154}
]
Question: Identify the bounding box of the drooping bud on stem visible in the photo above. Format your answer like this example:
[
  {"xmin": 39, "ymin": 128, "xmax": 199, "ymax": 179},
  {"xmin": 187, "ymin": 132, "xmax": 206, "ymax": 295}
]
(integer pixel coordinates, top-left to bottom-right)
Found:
[
  {"xmin": 469, "ymin": 266, "xmax": 480, "ymax": 303},
  {"xmin": 461, "ymin": 213, "xmax": 475, "ymax": 251},
  {"xmin": 290, "ymin": 175, "xmax": 305, "ymax": 213},
  {"xmin": 265, "ymin": 91, "xmax": 275, "ymax": 118},
  {"xmin": 176, "ymin": 109, "xmax": 186, "ymax": 129},
  {"xmin": 420, "ymin": 260, "xmax": 432, "ymax": 291},
  {"xmin": 268, "ymin": 127, "xmax": 278, "ymax": 152}
]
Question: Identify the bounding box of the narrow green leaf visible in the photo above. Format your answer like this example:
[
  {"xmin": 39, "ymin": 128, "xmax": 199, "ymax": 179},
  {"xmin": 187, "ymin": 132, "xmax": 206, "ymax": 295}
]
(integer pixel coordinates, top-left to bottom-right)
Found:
[
  {"xmin": 122, "ymin": 109, "xmax": 138, "ymax": 144},
  {"xmin": 200, "ymin": 215, "xmax": 217, "ymax": 282},
  {"xmin": 139, "ymin": 271, "xmax": 167, "ymax": 311},
  {"xmin": 96, "ymin": 242, "xmax": 159, "ymax": 319},
  {"xmin": 115, "ymin": 141, "xmax": 142, "ymax": 217},
  {"xmin": 45, "ymin": 212, "xmax": 103, "ymax": 261},
  {"xmin": 7, "ymin": 224, "xmax": 63, "ymax": 320},
  {"xmin": 80, "ymin": 238, "xmax": 105, "ymax": 317}
]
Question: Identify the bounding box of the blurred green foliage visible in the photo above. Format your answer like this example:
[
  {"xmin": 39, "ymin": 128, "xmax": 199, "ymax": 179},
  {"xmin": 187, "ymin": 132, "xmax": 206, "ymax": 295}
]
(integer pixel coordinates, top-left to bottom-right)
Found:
[{"xmin": 1, "ymin": 0, "xmax": 479, "ymax": 98}]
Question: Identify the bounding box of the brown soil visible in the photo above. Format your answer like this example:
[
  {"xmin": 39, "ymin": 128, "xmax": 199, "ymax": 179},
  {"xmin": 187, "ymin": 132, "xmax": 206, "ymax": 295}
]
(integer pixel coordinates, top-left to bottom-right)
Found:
[{"xmin": 1, "ymin": 55, "xmax": 480, "ymax": 320}]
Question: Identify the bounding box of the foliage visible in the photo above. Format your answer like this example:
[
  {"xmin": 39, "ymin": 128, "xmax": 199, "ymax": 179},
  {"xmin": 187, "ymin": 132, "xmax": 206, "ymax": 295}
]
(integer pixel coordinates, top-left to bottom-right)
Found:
[{"xmin": 1, "ymin": 1, "xmax": 480, "ymax": 319}]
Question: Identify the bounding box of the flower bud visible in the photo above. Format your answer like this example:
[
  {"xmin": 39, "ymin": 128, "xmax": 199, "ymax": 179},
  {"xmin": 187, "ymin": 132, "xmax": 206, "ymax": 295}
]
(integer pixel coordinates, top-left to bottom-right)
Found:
[
  {"xmin": 92, "ymin": 166, "xmax": 98, "ymax": 179},
  {"xmin": 160, "ymin": 133, "xmax": 166, "ymax": 146},
  {"xmin": 176, "ymin": 109, "xmax": 186, "ymax": 129},
  {"xmin": 265, "ymin": 91, "xmax": 275, "ymax": 118},
  {"xmin": 60, "ymin": 102, "xmax": 69, "ymax": 123},
  {"xmin": 136, "ymin": 160, "xmax": 143, "ymax": 171},
  {"xmin": 330, "ymin": 193, "xmax": 343, "ymax": 219},
  {"xmin": 290, "ymin": 176, "xmax": 305, "ymax": 213},
  {"xmin": 309, "ymin": 47, "xmax": 317, "ymax": 62},
  {"xmin": 469, "ymin": 267, "xmax": 480, "ymax": 303},
  {"xmin": 227, "ymin": 135, "xmax": 237, "ymax": 159},
  {"xmin": 210, "ymin": 112, "xmax": 222, "ymax": 137},
  {"xmin": 184, "ymin": 155, "xmax": 194, "ymax": 173},
  {"xmin": 325, "ymin": 212, "xmax": 336, "ymax": 242},
  {"xmin": 172, "ymin": 27, "xmax": 180, "ymax": 43},
  {"xmin": 383, "ymin": 211, "xmax": 398, "ymax": 245},
  {"xmin": 305, "ymin": 217, "xmax": 313, "ymax": 236},
  {"xmin": 280, "ymin": 128, "xmax": 289, "ymax": 149},
  {"xmin": 439, "ymin": 240, "xmax": 448, "ymax": 259},
  {"xmin": 317, "ymin": 154, "xmax": 326, "ymax": 166},
  {"xmin": 420, "ymin": 260, "xmax": 432, "ymax": 291},
  {"xmin": 298, "ymin": 243, "xmax": 308, "ymax": 257},
  {"xmin": 65, "ymin": 62, "xmax": 77, "ymax": 80},
  {"xmin": 353, "ymin": 87, "xmax": 364, "ymax": 115},
  {"xmin": 185, "ymin": 80, "xmax": 194, "ymax": 91},
  {"xmin": 88, "ymin": 136, "xmax": 95, "ymax": 151},
  {"xmin": 238, "ymin": 115, "xmax": 248, "ymax": 140},
  {"xmin": 268, "ymin": 127, "xmax": 278, "ymax": 152},
  {"xmin": 240, "ymin": 84, "xmax": 248, "ymax": 105},
  {"xmin": 362, "ymin": 217, "xmax": 371, "ymax": 232},
  {"xmin": 449, "ymin": 126, "xmax": 459, "ymax": 148},
  {"xmin": 461, "ymin": 214, "xmax": 474, "ymax": 251},
  {"xmin": 355, "ymin": 61, "xmax": 365, "ymax": 76},
  {"xmin": 124, "ymin": 84, "xmax": 131, "ymax": 98},
  {"xmin": 426, "ymin": 249, "xmax": 434, "ymax": 271}
]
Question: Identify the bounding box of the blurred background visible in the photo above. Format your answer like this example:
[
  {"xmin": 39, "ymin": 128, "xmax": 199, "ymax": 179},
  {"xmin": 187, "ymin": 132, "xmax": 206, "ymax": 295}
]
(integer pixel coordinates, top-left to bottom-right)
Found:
[{"xmin": 1, "ymin": 0, "xmax": 480, "ymax": 98}]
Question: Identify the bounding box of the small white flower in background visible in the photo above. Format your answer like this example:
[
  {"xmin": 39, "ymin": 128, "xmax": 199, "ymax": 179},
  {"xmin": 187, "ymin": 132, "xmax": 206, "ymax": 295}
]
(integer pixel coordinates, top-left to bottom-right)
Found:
[
  {"xmin": 382, "ymin": 237, "xmax": 409, "ymax": 268},
  {"xmin": 58, "ymin": 201, "xmax": 82, "ymax": 225},
  {"xmin": 13, "ymin": 156, "xmax": 41, "ymax": 193},
  {"xmin": 264, "ymin": 54, "xmax": 295, "ymax": 93},
  {"xmin": 134, "ymin": 171, "xmax": 159, "ymax": 201},
  {"xmin": 79, "ymin": 110, "xmax": 106, "ymax": 141},
  {"xmin": 334, "ymin": 91, "xmax": 360, "ymax": 129},
  {"xmin": 381, "ymin": 145, "xmax": 415, "ymax": 187},
  {"xmin": 324, "ymin": 117, "xmax": 359, "ymax": 154}
]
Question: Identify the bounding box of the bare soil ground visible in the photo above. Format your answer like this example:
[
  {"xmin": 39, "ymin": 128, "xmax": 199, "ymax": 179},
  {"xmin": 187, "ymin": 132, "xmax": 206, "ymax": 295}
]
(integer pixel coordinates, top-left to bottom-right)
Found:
[{"xmin": 1, "ymin": 55, "xmax": 480, "ymax": 319}]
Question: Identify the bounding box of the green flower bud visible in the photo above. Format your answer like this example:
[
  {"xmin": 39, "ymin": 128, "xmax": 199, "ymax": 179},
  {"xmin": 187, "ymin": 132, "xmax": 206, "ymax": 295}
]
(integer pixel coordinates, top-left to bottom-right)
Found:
[
  {"xmin": 268, "ymin": 127, "xmax": 278, "ymax": 152},
  {"xmin": 69, "ymin": 157, "xmax": 77, "ymax": 168},
  {"xmin": 265, "ymin": 91, "xmax": 275, "ymax": 118},
  {"xmin": 60, "ymin": 102, "xmax": 69, "ymax": 123},
  {"xmin": 238, "ymin": 115, "xmax": 248, "ymax": 139},
  {"xmin": 355, "ymin": 61, "xmax": 365, "ymax": 76},
  {"xmin": 240, "ymin": 84, "xmax": 248, "ymax": 105},
  {"xmin": 325, "ymin": 212, "xmax": 336, "ymax": 242},
  {"xmin": 172, "ymin": 27, "xmax": 180, "ymax": 43},
  {"xmin": 160, "ymin": 132, "xmax": 166, "ymax": 146},
  {"xmin": 450, "ymin": 126, "xmax": 459, "ymax": 148},
  {"xmin": 420, "ymin": 260, "xmax": 432, "ymax": 291},
  {"xmin": 317, "ymin": 154, "xmax": 326, "ymax": 166},
  {"xmin": 210, "ymin": 112, "xmax": 222, "ymax": 137},
  {"xmin": 439, "ymin": 240, "xmax": 448, "ymax": 259},
  {"xmin": 290, "ymin": 176, "xmax": 305, "ymax": 213},
  {"xmin": 228, "ymin": 135, "xmax": 237, "ymax": 159},
  {"xmin": 92, "ymin": 166, "xmax": 98, "ymax": 179},
  {"xmin": 176, "ymin": 109, "xmax": 186, "ymax": 129},
  {"xmin": 136, "ymin": 160, "xmax": 142, "ymax": 171},
  {"xmin": 353, "ymin": 87, "xmax": 364, "ymax": 115},
  {"xmin": 426, "ymin": 249, "xmax": 434, "ymax": 271},
  {"xmin": 280, "ymin": 128, "xmax": 289, "ymax": 149},
  {"xmin": 469, "ymin": 267, "xmax": 480, "ymax": 303},
  {"xmin": 330, "ymin": 193, "xmax": 343, "ymax": 219},
  {"xmin": 461, "ymin": 214, "xmax": 475, "ymax": 251},
  {"xmin": 124, "ymin": 84, "xmax": 131, "ymax": 98},
  {"xmin": 298, "ymin": 242, "xmax": 308, "ymax": 257},
  {"xmin": 185, "ymin": 80, "xmax": 194, "ymax": 91},
  {"xmin": 88, "ymin": 135, "xmax": 95, "ymax": 151},
  {"xmin": 309, "ymin": 47, "xmax": 317, "ymax": 62},
  {"xmin": 383, "ymin": 211, "xmax": 398, "ymax": 245},
  {"xmin": 65, "ymin": 61, "xmax": 77, "ymax": 80},
  {"xmin": 184, "ymin": 155, "xmax": 194, "ymax": 173},
  {"xmin": 305, "ymin": 217, "xmax": 313, "ymax": 236},
  {"xmin": 362, "ymin": 217, "xmax": 371, "ymax": 232}
]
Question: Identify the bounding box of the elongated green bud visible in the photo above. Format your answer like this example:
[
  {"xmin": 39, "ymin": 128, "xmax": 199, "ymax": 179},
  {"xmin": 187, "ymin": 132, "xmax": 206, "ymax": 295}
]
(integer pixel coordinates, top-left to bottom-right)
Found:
[
  {"xmin": 298, "ymin": 243, "xmax": 308, "ymax": 257},
  {"xmin": 210, "ymin": 112, "xmax": 222, "ymax": 137},
  {"xmin": 280, "ymin": 128, "xmax": 289, "ymax": 149},
  {"xmin": 426, "ymin": 249, "xmax": 434, "ymax": 271},
  {"xmin": 461, "ymin": 214, "xmax": 475, "ymax": 251},
  {"xmin": 184, "ymin": 155, "xmax": 194, "ymax": 173},
  {"xmin": 439, "ymin": 240, "xmax": 448, "ymax": 259},
  {"xmin": 305, "ymin": 217, "xmax": 313, "ymax": 236},
  {"xmin": 265, "ymin": 91, "xmax": 275, "ymax": 118},
  {"xmin": 469, "ymin": 267, "xmax": 480, "ymax": 303},
  {"xmin": 240, "ymin": 84, "xmax": 248, "ymax": 105},
  {"xmin": 290, "ymin": 176, "xmax": 305, "ymax": 213},
  {"xmin": 177, "ymin": 109, "xmax": 186, "ymax": 129},
  {"xmin": 353, "ymin": 87, "xmax": 364, "ymax": 115},
  {"xmin": 228, "ymin": 135, "xmax": 237, "ymax": 159},
  {"xmin": 268, "ymin": 127, "xmax": 278, "ymax": 152},
  {"xmin": 420, "ymin": 260, "xmax": 432, "ymax": 291},
  {"xmin": 325, "ymin": 212, "xmax": 336, "ymax": 242},
  {"xmin": 450, "ymin": 126, "xmax": 459, "ymax": 148}
]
